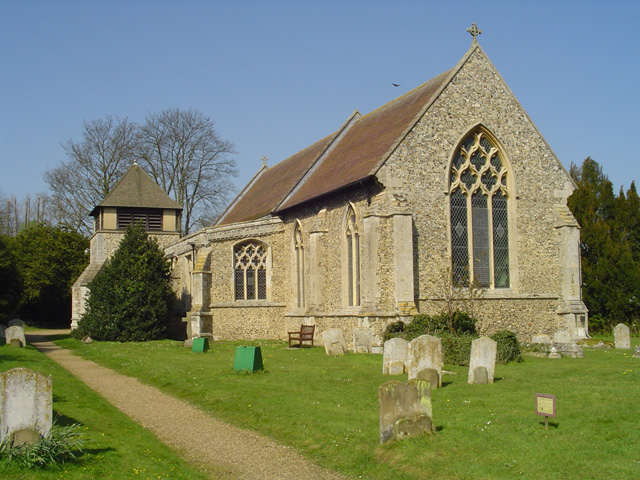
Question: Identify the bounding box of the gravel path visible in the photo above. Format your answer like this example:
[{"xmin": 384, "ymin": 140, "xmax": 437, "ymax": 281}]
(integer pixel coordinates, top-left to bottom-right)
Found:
[{"xmin": 27, "ymin": 331, "xmax": 347, "ymax": 480}]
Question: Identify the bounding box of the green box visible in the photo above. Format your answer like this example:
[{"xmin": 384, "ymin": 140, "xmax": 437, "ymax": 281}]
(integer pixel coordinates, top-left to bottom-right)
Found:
[
  {"xmin": 192, "ymin": 337, "xmax": 209, "ymax": 353},
  {"xmin": 234, "ymin": 346, "xmax": 263, "ymax": 372}
]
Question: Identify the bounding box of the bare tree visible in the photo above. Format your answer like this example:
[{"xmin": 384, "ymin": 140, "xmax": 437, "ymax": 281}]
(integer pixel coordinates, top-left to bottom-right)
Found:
[
  {"xmin": 0, "ymin": 190, "xmax": 52, "ymax": 236},
  {"xmin": 45, "ymin": 116, "xmax": 138, "ymax": 235},
  {"xmin": 137, "ymin": 108, "xmax": 237, "ymax": 234}
]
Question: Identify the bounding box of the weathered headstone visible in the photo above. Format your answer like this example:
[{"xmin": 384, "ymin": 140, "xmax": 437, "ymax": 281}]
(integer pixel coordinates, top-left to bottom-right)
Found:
[
  {"xmin": 552, "ymin": 330, "xmax": 571, "ymax": 344},
  {"xmin": 613, "ymin": 324, "xmax": 631, "ymax": 349},
  {"xmin": 370, "ymin": 336, "xmax": 384, "ymax": 355},
  {"xmin": 416, "ymin": 368, "xmax": 440, "ymax": 390},
  {"xmin": 353, "ymin": 327, "xmax": 373, "ymax": 354},
  {"xmin": 531, "ymin": 334, "xmax": 552, "ymax": 344},
  {"xmin": 0, "ymin": 368, "xmax": 52, "ymax": 446},
  {"xmin": 322, "ymin": 328, "xmax": 346, "ymax": 356},
  {"xmin": 548, "ymin": 347, "xmax": 562, "ymax": 359},
  {"xmin": 5, "ymin": 326, "xmax": 26, "ymax": 348},
  {"xmin": 8, "ymin": 319, "xmax": 25, "ymax": 329},
  {"xmin": 633, "ymin": 345, "xmax": 640, "ymax": 358},
  {"xmin": 468, "ymin": 336, "xmax": 497, "ymax": 384},
  {"xmin": 378, "ymin": 378, "xmax": 433, "ymax": 443},
  {"xmin": 407, "ymin": 335, "xmax": 442, "ymax": 387},
  {"xmin": 383, "ymin": 338, "xmax": 409, "ymax": 375},
  {"xmin": 558, "ymin": 344, "xmax": 584, "ymax": 358}
]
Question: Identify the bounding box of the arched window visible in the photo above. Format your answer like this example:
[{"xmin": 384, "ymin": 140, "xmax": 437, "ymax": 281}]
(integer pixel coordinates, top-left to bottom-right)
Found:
[
  {"xmin": 234, "ymin": 241, "xmax": 268, "ymax": 300},
  {"xmin": 449, "ymin": 128, "xmax": 510, "ymax": 288},
  {"xmin": 294, "ymin": 222, "xmax": 305, "ymax": 308},
  {"xmin": 345, "ymin": 205, "xmax": 360, "ymax": 306}
]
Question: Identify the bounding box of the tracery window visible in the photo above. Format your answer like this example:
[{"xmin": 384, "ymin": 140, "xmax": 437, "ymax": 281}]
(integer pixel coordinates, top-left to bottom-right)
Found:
[
  {"xmin": 345, "ymin": 205, "xmax": 360, "ymax": 306},
  {"xmin": 449, "ymin": 129, "xmax": 510, "ymax": 288},
  {"xmin": 294, "ymin": 222, "xmax": 305, "ymax": 308},
  {"xmin": 234, "ymin": 241, "xmax": 268, "ymax": 301}
]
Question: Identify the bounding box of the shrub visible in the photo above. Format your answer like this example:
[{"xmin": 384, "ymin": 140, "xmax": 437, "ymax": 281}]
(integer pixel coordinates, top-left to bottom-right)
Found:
[
  {"xmin": 75, "ymin": 224, "xmax": 176, "ymax": 342},
  {"xmin": 382, "ymin": 321, "xmax": 406, "ymax": 342},
  {"xmin": 441, "ymin": 333, "xmax": 477, "ymax": 366},
  {"xmin": 490, "ymin": 330, "xmax": 522, "ymax": 364},
  {"xmin": 0, "ymin": 422, "xmax": 83, "ymax": 468}
]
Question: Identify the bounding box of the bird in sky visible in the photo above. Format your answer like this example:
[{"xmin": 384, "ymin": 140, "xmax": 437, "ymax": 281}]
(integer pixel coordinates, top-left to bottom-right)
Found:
[{"xmin": 392, "ymin": 83, "xmax": 400, "ymax": 87}]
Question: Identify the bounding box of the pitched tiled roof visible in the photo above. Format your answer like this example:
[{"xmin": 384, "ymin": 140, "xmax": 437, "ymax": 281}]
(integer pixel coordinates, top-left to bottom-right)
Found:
[
  {"xmin": 90, "ymin": 164, "xmax": 182, "ymax": 216},
  {"xmin": 216, "ymin": 132, "xmax": 339, "ymax": 225},
  {"xmin": 217, "ymin": 46, "xmax": 473, "ymax": 225}
]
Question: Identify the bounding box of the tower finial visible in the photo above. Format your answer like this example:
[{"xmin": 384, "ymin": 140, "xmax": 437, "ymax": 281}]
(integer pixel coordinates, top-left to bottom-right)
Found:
[
  {"xmin": 467, "ymin": 23, "xmax": 482, "ymax": 43},
  {"xmin": 261, "ymin": 155, "xmax": 268, "ymax": 168}
]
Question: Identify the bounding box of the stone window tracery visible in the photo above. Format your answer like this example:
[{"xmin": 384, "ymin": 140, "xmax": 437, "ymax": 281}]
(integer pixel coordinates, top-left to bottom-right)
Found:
[
  {"xmin": 234, "ymin": 241, "xmax": 268, "ymax": 301},
  {"xmin": 344, "ymin": 205, "xmax": 361, "ymax": 306},
  {"xmin": 449, "ymin": 129, "xmax": 510, "ymax": 288}
]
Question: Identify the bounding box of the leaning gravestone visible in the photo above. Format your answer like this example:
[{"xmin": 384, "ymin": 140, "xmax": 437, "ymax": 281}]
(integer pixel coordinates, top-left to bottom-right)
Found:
[
  {"xmin": 0, "ymin": 368, "xmax": 52, "ymax": 445},
  {"xmin": 378, "ymin": 378, "xmax": 433, "ymax": 443},
  {"xmin": 468, "ymin": 336, "xmax": 497, "ymax": 384},
  {"xmin": 383, "ymin": 338, "xmax": 409, "ymax": 375},
  {"xmin": 5, "ymin": 326, "xmax": 26, "ymax": 348},
  {"xmin": 8, "ymin": 319, "xmax": 25, "ymax": 329},
  {"xmin": 613, "ymin": 324, "xmax": 631, "ymax": 349},
  {"xmin": 353, "ymin": 327, "xmax": 373, "ymax": 354},
  {"xmin": 322, "ymin": 328, "xmax": 346, "ymax": 356},
  {"xmin": 407, "ymin": 335, "xmax": 442, "ymax": 387}
]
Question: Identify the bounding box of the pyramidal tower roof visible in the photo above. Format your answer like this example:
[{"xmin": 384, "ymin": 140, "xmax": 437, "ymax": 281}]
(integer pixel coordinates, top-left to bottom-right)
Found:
[{"xmin": 90, "ymin": 164, "xmax": 182, "ymax": 216}]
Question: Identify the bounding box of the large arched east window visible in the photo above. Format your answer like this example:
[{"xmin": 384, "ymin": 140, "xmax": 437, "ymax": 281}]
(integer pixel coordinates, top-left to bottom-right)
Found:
[
  {"xmin": 234, "ymin": 241, "xmax": 268, "ymax": 300},
  {"xmin": 293, "ymin": 222, "xmax": 305, "ymax": 308},
  {"xmin": 344, "ymin": 205, "xmax": 360, "ymax": 306},
  {"xmin": 449, "ymin": 129, "xmax": 510, "ymax": 289}
]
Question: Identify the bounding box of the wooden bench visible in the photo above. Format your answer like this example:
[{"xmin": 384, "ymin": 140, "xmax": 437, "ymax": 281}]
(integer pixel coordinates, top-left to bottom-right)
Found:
[{"xmin": 288, "ymin": 324, "xmax": 315, "ymax": 348}]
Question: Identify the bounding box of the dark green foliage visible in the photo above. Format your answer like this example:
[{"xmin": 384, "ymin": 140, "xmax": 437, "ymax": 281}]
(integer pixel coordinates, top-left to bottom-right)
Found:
[
  {"xmin": 440, "ymin": 333, "xmax": 476, "ymax": 366},
  {"xmin": 568, "ymin": 158, "xmax": 639, "ymax": 329},
  {"xmin": 0, "ymin": 235, "xmax": 21, "ymax": 322},
  {"xmin": 0, "ymin": 422, "xmax": 83, "ymax": 468},
  {"xmin": 76, "ymin": 224, "xmax": 176, "ymax": 341},
  {"xmin": 382, "ymin": 320, "xmax": 406, "ymax": 342},
  {"xmin": 7, "ymin": 224, "xmax": 88, "ymax": 327},
  {"xmin": 490, "ymin": 330, "xmax": 522, "ymax": 364}
]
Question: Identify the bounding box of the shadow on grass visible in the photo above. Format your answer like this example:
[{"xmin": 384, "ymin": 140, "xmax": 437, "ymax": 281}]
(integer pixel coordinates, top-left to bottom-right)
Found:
[{"xmin": 538, "ymin": 421, "xmax": 559, "ymax": 429}]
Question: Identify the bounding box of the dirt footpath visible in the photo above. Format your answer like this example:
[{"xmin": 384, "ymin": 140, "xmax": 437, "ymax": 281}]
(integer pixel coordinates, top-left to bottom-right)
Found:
[{"xmin": 27, "ymin": 331, "xmax": 347, "ymax": 480}]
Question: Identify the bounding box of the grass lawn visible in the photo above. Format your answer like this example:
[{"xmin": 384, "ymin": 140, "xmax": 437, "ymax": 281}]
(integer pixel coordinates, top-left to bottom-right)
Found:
[
  {"xmin": 52, "ymin": 334, "xmax": 640, "ymax": 480},
  {"xmin": 0, "ymin": 341, "xmax": 213, "ymax": 480}
]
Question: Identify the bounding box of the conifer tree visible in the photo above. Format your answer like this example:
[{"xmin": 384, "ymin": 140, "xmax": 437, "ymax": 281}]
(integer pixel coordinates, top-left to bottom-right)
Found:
[{"xmin": 77, "ymin": 224, "xmax": 176, "ymax": 341}]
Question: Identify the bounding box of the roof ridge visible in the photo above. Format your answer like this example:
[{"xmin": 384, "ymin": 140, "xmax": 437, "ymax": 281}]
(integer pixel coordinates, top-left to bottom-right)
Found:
[
  {"xmin": 215, "ymin": 163, "xmax": 268, "ymax": 226},
  {"xmin": 275, "ymin": 110, "xmax": 362, "ymax": 212}
]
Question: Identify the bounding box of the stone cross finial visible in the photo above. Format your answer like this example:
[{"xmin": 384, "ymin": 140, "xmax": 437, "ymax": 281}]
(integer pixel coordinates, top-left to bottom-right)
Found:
[
  {"xmin": 261, "ymin": 155, "xmax": 268, "ymax": 168},
  {"xmin": 467, "ymin": 23, "xmax": 482, "ymax": 42}
]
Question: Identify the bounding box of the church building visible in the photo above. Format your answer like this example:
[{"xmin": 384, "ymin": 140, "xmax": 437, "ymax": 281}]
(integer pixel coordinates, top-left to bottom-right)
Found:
[
  {"xmin": 163, "ymin": 29, "xmax": 588, "ymax": 345},
  {"xmin": 72, "ymin": 28, "xmax": 588, "ymax": 346}
]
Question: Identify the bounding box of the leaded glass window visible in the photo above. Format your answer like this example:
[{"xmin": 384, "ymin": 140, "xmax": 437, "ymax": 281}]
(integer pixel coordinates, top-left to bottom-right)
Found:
[
  {"xmin": 234, "ymin": 241, "xmax": 268, "ymax": 300},
  {"xmin": 345, "ymin": 206, "xmax": 360, "ymax": 306},
  {"xmin": 294, "ymin": 223, "xmax": 305, "ymax": 308},
  {"xmin": 449, "ymin": 129, "xmax": 510, "ymax": 288}
]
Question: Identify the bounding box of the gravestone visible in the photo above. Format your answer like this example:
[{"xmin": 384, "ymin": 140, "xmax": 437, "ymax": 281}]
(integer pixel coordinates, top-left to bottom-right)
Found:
[
  {"xmin": 416, "ymin": 368, "xmax": 440, "ymax": 390},
  {"xmin": 353, "ymin": 327, "xmax": 373, "ymax": 354},
  {"xmin": 613, "ymin": 324, "xmax": 631, "ymax": 349},
  {"xmin": 633, "ymin": 345, "xmax": 640, "ymax": 358},
  {"xmin": 552, "ymin": 330, "xmax": 571, "ymax": 344},
  {"xmin": 378, "ymin": 378, "xmax": 433, "ymax": 443},
  {"xmin": 370, "ymin": 336, "xmax": 384, "ymax": 355},
  {"xmin": 407, "ymin": 335, "xmax": 442, "ymax": 387},
  {"xmin": 548, "ymin": 347, "xmax": 562, "ymax": 359},
  {"xmin": 5, "ymin": 325, "xmax": 26, "ymax": 348},
  {"xmin": 0, "ymin": 368, "xmax": 52, "ymax": 446},
  {"xmin": 322, "ymin": 328, "xmax": 346, "ymax": 356},
  {"xmin": 468, "ymin": 336, "xmax": 497, "ymax": 384},
  {"xmin": 531, "ymin": 334, "xmax": 552, "ymax": 344},
  {"xmin": 472, "ymin": 366, "xmax": 489, "ymax": 384},
  {"xmin": 558, "ymin": 344, "xmax": 584, "ymax": 358},
  {"xmin": 383, "ymin": 338, "xmax": 409, "ymax": 375},
  {"xmin": 8, "ymin": 319, "xmax": 25, "ymax": 329}
]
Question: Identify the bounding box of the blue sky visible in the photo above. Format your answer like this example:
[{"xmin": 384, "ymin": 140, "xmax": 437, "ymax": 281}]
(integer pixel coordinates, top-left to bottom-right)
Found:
[{"xmin": 1, "ymin": 0, "xmax": 638, "ymax": 203}]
